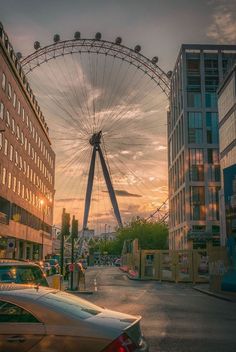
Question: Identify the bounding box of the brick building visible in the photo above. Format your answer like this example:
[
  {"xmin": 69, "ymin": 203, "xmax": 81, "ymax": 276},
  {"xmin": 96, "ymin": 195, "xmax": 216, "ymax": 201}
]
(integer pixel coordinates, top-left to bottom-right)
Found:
[{"xmin": 0, "ymin": 23, "xmax": 55, "ymax": 259}]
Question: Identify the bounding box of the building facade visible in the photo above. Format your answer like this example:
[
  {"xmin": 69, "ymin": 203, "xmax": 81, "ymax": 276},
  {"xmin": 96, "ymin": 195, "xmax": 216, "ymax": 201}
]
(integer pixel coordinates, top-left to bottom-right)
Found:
[
  {"xmin": 0, "ymin": 24, "xmax": 55, "ymax": 259},
  {"xmin": 218, "ymin": 64, "xmax": 236, "ymax": 246},
  {"xmin": 168, "ymin": 44, "xmax": 236, "ymax": 250}
]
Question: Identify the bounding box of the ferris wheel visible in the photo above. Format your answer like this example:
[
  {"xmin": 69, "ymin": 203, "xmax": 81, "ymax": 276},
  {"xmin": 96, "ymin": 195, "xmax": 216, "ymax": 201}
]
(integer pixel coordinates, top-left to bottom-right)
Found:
[{"xmin": 20, "ymin": 32, "xmax": 171, "ymax": 232}]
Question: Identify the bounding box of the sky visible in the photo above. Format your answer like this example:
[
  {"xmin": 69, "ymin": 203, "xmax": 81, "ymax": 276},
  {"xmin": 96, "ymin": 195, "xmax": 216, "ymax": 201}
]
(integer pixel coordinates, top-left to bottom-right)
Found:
[{"xmin": 1, "ymin": 0, "xmax": 236, "ymax": 233}]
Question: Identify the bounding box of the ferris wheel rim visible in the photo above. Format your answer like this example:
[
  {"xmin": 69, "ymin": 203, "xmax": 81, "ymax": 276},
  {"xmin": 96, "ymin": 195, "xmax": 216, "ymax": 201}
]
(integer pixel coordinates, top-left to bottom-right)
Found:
[{"xmin": 20, "ymin": 37, "xmax": 170, "ymax": 96}]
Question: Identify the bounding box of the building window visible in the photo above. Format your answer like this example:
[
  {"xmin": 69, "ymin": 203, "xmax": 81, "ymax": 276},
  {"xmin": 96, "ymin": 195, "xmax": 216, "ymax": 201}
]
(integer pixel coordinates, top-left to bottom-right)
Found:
[
  {"xmin": 24, "ymin": 137, "xmax": 27, "ymax": 151},
  {"xmin": 21, "ymin": 131, "xmax": 24, "ymax": 145},
  {"xmin": 13, "ymin": 92, "xmax": 16, "ymax": 108},
  {"xmin": 2, "ymin": 167, "xmax": 6, "ymax": 184},
  {"xmin": 16, "ymin": 125, "xmax": 20, "ymax": 140},
  {"xmin": 0, "ymin": 102, "xmax": 4, "ymax": 119},
  {"xmin": 19, "ymin": 156, "xmax": 23, "ymax": 170},
  {"xmin": 4, "ymin": 138, "xmax": 8, "ymax": 155},
  {"xmin": 189, "ymin": 149, "xmax": 204, "ymax": 181},
  {"xmin": 6, "ymin": 111, "xmax": 10, "ymax": 127},
  {"xmin": 15, "ymin": 150, "xmax": 19, "ymax": 166},
  {"xmin": 206, "ymin": 112, "xmax": 219, "ymax": 144},
  {"xmin": 2, "ymin": 73, "xmax": 6, "ymax": 90},
  {"xmin": 205, "ymin": 92, "xmax": 217, "ymax": 108},
  {"xmin": 188, "ymin": 112, "xmax": 203, "ymax": 143},
  {"xmin": 190, "ymin": 186, "xmax": 205, "ymax": 220},
  {"xmin": 23, "ymin": 160, "xmax": 26, "ymax": 174},
  {"xmin": 17, "ymin": 180, "xmax": 21, "ymax": 195},
  {"xmin": 187, "ymin": 58, "xmax": 200, "ymax": 75},
  {"xmin": 208, "ymin": 186, "xmax": 220, "ymax": 220},
  {"xmin": 9, "ymin": 145, "xmax": 13, "ymax": 161},
  {"xmin": 8, "ymin": 83, "xmax": 12, "ymax": 100},
  {"xmin": 11, "ymin": 117, "xmax": 15, "ymax": 134},
  {"xmin": 13, "ymin": 176, "xmax": 16, "ymax": 192},
  {"xmin": 22, "ymin": 184, "xmax": 25, "ymax": 199},
  {"xmin": 208, "ymin": 149, "xmax": 220, "ymax": 182},
  {"xmin": 207, "ymin": 148, "xmax": 219, "ymax": 164},
  {"xmin": 8, "ymin": 172, "xmax": 11, "ymax": 189},
  {"xmin": 22, "ymin": 108, "xmax": 25, "ymax": 121},
  {"xmin": 17, "ymin": 100, "xmax": 21, "ymax": 115},
  {"xmin": 0, "ymin": 133, "xmax": 2, "ymax": 149},
  {"xmin": 187, "ymin": 92, "xmax": 201, "ymax": 108}
]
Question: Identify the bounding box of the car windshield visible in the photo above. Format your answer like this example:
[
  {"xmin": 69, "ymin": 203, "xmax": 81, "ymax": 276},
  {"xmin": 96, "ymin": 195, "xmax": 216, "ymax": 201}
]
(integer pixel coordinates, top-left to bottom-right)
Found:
[
  {"xmin": 0, "ymin": 265, "xmax": 48, "ymax": 286},
  {"xmin": 40, "ymin": 291, "xmax": 102, "ymax": 320}
]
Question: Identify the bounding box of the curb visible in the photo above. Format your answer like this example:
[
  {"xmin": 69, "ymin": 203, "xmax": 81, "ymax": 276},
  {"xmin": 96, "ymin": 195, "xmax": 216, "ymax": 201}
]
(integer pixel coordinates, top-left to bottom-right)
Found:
[{"xmin": 193, "ymin": 286, "xmax": 235, "ymax": 302}]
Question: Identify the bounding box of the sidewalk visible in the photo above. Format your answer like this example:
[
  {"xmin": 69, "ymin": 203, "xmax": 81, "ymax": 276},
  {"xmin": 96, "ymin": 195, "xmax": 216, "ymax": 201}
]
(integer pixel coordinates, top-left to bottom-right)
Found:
[{"xmin": 193, "ymin": 283, "xmax": 236, "ymax": 302}]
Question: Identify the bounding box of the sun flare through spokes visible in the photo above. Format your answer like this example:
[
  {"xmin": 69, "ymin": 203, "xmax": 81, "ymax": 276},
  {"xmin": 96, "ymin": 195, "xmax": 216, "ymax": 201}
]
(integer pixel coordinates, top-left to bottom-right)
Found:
[{"xmin": 24, "ymin": 37, "xmax": 170, "ymax": 232}]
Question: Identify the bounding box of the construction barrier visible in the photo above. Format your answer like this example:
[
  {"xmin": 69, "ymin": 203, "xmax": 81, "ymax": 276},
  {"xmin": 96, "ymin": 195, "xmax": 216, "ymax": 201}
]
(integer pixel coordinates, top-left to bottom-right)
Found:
[{"xmin": 121, "ymin": 240, "xmax": 211, "ymax": 283}]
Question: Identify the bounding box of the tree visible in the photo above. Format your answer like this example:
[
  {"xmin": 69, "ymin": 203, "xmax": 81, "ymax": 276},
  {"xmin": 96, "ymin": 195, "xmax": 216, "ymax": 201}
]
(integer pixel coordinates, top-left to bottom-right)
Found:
[
  {"xmin": 89, "ymin": 218, "xmax": 168, "ymax": 256},
  {"xmin": 116, "ymin": 218, "xmax": 168, "ymax": 252}
]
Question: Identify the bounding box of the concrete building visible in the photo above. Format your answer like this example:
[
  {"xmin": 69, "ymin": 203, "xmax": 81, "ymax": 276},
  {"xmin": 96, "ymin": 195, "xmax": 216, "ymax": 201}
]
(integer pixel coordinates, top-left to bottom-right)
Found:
[
  {"xmin": 0, "ymin": 23, "xmax": 55, "ymax": 259},
  {"xmin": 218, "ymin": 64, "xmax": 236, "ymax": 246},
  {"xmin": 168, "ymin": 44, "xmax": 236, "ymax": 250}
]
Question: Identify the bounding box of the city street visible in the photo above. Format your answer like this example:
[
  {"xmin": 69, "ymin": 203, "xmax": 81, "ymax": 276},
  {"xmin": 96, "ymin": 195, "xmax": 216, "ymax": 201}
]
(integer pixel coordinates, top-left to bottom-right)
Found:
[{"xmin": 80, "ymin": 266, "xmax": 236, "ymax": 352}]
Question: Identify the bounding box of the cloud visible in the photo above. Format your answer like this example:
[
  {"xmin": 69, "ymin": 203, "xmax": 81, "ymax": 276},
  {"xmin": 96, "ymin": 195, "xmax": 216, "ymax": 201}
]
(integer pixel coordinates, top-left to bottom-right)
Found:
[
  {"xmin": 207, "ymin": 1, "xmax": 236, "ymax": 43},
  {"xmin": 103, "ymin": 189, "xmax": 142, "ymax": 198},
  {"xmin": 55, "ymin": 197, "xmax": 82, "ymax": 202}
]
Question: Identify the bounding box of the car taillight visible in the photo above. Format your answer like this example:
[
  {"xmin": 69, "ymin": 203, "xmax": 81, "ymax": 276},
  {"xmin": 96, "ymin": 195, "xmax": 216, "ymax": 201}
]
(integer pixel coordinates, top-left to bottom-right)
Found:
[{"xmin": 102, "ymin": 333, "xmax": 137, "ymax": 352}]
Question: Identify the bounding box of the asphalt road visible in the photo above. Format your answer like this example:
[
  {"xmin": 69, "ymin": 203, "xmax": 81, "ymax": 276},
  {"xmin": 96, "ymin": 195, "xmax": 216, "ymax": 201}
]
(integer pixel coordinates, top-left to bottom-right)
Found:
[{"xmin": 79, "ymin": 266, "xmax": 236, "ymax": 352}]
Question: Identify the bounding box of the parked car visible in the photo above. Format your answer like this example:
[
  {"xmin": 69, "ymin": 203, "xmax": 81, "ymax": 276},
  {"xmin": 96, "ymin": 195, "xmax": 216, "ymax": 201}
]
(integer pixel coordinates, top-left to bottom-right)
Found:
[
  {"xmin": 114, "ymin": 258, "xmax": 121, "ymax": 267},
  {"xmin": 0, "ymin": 284, "xmax": 149, "ymax": 351},
  {"xmin": 0, "ymin": 259, "xmax": 49, "ymax": 287}
]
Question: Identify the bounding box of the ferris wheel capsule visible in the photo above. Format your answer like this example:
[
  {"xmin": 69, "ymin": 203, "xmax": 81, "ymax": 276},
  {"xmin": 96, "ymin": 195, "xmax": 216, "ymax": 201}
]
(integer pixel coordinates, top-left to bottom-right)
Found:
[
  {"xmin": 53, "ymin": 34, "xmax": 60, "ymax": 43},
  {"xmin": 16, "ymin": 52, "xmax": 22, "ymax": 60},
  {"xmin": 34, "ymin": 41, "xmax": 40, "ymax": 50},
  {"xmin": 152, "ymin": 56, "xmax": 159, "ymax": 64},
  {"xmin": 115, "ymin": 37, "xmax": 122, "ymax": 45},
  {"xmin": 95, "ymin": 32, "xmax": 102, "ymax": 40},
  {"xmin": 74, "ymin": 31, "xmax": 81, "ymax": 40},
  {"xmin": 134, "ymin": 45, "xmax": 141, "ymax": 53},
  {"xmin": 167, "ymin": 70, "xmax": 172, "ymax": 78}
]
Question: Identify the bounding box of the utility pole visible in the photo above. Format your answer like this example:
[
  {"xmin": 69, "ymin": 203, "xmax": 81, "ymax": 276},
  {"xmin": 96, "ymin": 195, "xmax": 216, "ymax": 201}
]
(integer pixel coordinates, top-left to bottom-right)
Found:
[{"xmin": 71, "ymin": 215, "xmax": 78, "ymax": 290}]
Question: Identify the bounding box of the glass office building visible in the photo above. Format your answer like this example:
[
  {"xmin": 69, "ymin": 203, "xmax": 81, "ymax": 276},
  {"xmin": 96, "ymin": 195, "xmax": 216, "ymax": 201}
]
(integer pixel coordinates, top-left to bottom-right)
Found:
[
  {"xmin": 218, "ymin": 64, "xmax": 236, "ymax": 245},
  {"xmin": 168, "ymin": 44, "xmax": 236, "ymax": 249}
]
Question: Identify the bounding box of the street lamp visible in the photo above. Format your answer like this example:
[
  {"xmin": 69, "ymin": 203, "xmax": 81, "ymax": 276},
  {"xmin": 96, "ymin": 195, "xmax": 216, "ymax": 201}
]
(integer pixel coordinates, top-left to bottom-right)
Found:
[{"xmin": 40, "ymin": 199, "xmax": 45, "ymax": 260}]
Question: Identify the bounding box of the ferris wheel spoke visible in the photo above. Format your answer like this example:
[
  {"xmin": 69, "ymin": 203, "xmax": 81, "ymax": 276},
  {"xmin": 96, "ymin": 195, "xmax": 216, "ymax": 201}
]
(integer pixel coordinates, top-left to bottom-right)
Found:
[
  {"xmin": 24, "ymin": 36, "xmax": 170, "ymax": 230},
  {"xmin": 102, "ymin": 75, "xmax": 155, "ymax": 134}
]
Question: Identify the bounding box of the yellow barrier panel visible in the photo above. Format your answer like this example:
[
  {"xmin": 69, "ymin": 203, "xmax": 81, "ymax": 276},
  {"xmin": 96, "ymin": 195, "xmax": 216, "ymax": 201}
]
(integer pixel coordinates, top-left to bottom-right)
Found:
[{"xmin": 47, "ymin": 274, "xmax": 62, "ymax": 289}]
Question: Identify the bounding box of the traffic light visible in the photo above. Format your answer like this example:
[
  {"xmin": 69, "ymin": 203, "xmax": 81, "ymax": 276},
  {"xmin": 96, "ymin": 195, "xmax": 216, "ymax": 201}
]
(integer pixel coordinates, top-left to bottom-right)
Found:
[
  {"xmin": 61, "ymin": 208, "xmax": 70, "ymax": 236},
  {"xmin": 72, "ymin": 215, "xmax": 78, "ymax": 239}
]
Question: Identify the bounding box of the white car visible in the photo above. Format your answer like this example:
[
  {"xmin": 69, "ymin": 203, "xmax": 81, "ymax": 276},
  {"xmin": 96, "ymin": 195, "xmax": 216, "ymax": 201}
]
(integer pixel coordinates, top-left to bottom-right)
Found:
[{"xmin": 0, "ymin": 284, "xmax": 149, "ymax": 352}]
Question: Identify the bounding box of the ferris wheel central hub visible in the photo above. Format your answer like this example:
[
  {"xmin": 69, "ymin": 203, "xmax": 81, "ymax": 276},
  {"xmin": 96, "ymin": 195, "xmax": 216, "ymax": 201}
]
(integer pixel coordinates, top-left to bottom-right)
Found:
[{"xmin": 89, "ymin": 130, "xmax": 102, "ymax": 146}]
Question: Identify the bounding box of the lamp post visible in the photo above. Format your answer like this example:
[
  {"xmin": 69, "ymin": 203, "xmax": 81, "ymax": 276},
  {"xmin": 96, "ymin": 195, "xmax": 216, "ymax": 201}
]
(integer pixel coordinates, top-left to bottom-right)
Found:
[{"xmin": 40, "ymin": 199, "xmax": 45, "ymax": 260}]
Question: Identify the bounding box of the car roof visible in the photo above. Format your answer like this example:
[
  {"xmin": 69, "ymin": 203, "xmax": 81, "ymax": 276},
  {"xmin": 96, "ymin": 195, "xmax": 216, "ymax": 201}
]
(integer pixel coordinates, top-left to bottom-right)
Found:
[{"xmin": 0, "ymin": 259, "xmax": 39, "ymax": 267}]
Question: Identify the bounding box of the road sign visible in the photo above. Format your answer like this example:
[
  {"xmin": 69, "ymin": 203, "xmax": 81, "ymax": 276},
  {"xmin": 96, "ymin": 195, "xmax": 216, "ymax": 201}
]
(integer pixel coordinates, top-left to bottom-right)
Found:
[{"xmin": 7, "ymin": 238, "xmax": 15, "ymax": 251}]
